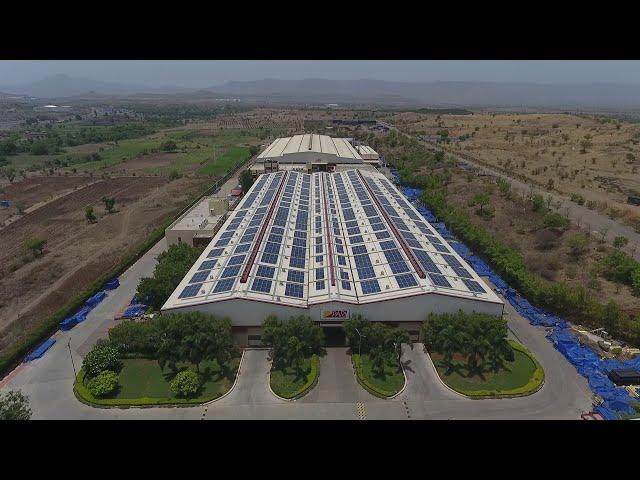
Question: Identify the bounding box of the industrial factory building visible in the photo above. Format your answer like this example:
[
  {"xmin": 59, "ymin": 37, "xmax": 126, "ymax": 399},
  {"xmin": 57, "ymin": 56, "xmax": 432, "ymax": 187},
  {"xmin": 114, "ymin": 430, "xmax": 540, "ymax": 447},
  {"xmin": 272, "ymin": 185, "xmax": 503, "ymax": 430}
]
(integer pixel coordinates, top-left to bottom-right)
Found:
[
  {"xmin": 162, "ymin": 168, "xmax": 503, "ymax": 347},
  {"xmin": 250, "ymin": 134, "xmax": 379, "ymax": 175}
]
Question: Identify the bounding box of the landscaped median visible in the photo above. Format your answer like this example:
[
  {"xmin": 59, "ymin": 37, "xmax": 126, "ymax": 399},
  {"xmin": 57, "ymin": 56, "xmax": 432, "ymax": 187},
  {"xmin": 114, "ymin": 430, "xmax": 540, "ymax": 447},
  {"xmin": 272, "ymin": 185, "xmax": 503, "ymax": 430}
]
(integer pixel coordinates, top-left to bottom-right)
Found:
[
  {"xmin": 430, "ymin": 340, "xmax": 544, "ymax": 399},
  {"xmin": 352, "ymin": 353, "xmax": 406, "ymax": 398},
  {"xmin": 74, "ymin": 356, "xmax": 241, "ymax": 408},
  {"xmin": 270, "ymin": 354, "xmax": 320, "ymax": 400}
]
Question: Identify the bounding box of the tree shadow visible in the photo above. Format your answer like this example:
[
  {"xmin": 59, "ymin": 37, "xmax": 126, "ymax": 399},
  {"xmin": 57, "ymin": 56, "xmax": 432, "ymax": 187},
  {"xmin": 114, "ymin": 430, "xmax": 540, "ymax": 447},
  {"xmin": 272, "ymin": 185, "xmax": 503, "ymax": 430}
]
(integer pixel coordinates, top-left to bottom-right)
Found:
[{"xmin": 402, "ymin": 359, "xmax": 415, "ymax": 374}]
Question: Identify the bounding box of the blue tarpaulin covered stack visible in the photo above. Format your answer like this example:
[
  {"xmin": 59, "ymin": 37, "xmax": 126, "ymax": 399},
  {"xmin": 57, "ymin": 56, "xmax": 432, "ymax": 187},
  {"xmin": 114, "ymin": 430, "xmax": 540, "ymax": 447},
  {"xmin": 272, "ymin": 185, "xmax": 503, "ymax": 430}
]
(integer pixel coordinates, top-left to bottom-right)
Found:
[
  {"xmin": 58, "ymin": 289, "xmax": 109, "ymax": 331},
  {"xmin": 24, "ymin": 338, "xmax": 56, "ymax": 362},
  {"xmin": 389, "ymin": 169, "xmax": 640, "ymax": 420},
  {"xmin": 121, "ymin": 295, "xmax": 148, "ymax": 319}
]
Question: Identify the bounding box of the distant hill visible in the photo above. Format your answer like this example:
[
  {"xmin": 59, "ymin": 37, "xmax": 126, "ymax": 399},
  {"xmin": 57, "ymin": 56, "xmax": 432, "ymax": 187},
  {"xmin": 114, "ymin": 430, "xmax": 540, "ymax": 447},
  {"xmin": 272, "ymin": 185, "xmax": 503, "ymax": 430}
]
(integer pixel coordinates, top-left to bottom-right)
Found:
[
  {"xmin": 0, "ymin": 74, "xmax": 190, "ymax": 99},
  {"xmin": 210, "ymin": 78, "xmax": 640, "ymax": 109}
]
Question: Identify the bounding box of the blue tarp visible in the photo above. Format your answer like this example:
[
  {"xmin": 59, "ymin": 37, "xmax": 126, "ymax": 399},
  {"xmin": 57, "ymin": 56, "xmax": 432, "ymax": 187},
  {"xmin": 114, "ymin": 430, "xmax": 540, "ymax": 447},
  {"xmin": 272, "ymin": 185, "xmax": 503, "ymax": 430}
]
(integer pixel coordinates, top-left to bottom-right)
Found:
[
  {"xmin": 58, "ymin": 289, "xmax": 109, "ymax": 331},
  {"xmin": 24, "ymin": 338, "xmax": 56, "ymax": 362},
  {"xmin": 104, "ymin": 278, "xmax": 120, "ymax": 290},
  {"xmin": 0, "ymin": 200, "xmax": 10, "ymax": 208},
  {"xmin": 390, "ymin": 169, "xmax": 639, "ymax": 420},
  {"xmin": 120, "ymin": 295, "xmax": 148, "ymax": 318}
]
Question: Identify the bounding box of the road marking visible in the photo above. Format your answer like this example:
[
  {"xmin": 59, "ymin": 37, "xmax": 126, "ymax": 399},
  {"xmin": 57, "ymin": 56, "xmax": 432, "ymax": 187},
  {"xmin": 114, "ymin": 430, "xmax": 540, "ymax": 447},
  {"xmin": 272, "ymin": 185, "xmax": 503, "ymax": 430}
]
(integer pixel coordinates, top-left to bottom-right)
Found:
[{"xmin": 356, "ymin": 402, "xmax": 366, "ymax": 420}]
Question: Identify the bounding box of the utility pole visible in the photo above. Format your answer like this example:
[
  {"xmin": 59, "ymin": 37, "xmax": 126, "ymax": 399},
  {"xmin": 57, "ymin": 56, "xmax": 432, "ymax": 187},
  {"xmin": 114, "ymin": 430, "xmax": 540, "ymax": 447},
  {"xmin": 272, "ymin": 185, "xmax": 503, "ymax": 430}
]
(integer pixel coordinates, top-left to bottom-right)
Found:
[{"xmin": 67, "ymin": 339, "xmax": 77, "ymax": 379}]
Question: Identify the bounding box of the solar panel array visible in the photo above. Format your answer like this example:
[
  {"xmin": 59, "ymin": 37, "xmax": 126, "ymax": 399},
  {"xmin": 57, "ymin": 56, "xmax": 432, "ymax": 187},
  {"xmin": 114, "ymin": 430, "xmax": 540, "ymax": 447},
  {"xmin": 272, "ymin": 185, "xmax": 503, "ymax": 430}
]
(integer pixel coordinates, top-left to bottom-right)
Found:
[{"xmin": 170, "ymin": 168, "xmax": 493, "ymax": 307}]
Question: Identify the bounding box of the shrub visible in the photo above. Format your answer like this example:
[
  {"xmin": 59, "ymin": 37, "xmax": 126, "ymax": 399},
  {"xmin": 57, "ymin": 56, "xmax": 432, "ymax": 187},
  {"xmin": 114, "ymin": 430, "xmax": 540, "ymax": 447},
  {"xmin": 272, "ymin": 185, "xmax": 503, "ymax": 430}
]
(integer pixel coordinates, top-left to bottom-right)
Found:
[
  {"xmin": 567, "ymin": 234, "xmax": 589, "ymax": 258},
  {"xmin": 87, "ymin": 370, "xmax": 119, "ymax": 397},
  {"xmin": 0, "ymin": 390, "xmax": 32, "ymax": 420},
  {"xmin": 570, "ymin": 192, "xmax": 585, "ymax": 205},
  {"xmin": 160, "ymin": 140, "xmax": 178, "ymax": 152},
  {"xmin": 82, "ymin": 343, "xmax": 121, "ymax": 377},
  {"xmin": 543, "ymin": 212, "xmax": 569, "ymax": 230},
  {"xmin": 613, "ymin": 236, "xmax": 629, "ymax": 249},
  {"xmin": 168, "ymin": 169, "xmax": 182, "ymax": 181},
  {"xmin": 170, "ymin": 370, "xmax": 200, "ymax": 398},
  {"xmin": 531, "ymin": 194, "xmax": 546, "ymax": 212}
]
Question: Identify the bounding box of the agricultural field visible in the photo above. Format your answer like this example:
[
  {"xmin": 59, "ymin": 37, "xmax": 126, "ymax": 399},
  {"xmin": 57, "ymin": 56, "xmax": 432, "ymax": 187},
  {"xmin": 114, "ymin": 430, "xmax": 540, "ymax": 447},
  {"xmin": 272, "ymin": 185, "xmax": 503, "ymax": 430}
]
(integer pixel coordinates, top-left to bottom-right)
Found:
[
  {"xmin": 388, "ymin": 111, "xmax": 640, "ymax": 223},
  {"xmin": 0, "ymin": 175, "xmax": 209, "ymax": 358}
]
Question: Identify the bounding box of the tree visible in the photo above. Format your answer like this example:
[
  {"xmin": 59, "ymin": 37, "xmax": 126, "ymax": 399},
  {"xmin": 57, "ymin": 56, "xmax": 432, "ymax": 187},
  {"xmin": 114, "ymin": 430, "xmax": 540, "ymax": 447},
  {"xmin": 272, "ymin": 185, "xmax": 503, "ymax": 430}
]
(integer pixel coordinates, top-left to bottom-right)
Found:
[
  {"xmin": 156, "ymin": 312, "xmax": 236, "ymax": 374},
  {"xmin": 170, "ymin": 370, "xmax": 200, "ymax": 398},
  {"xmin": 85, "ymin": 205, "xmax": 96, "ymax": 223},
  {"xmin": 136, "ymin": 243, "xmax": 203, "ymax": 310},
  {"xmin": 168, "ymin": 169, "xmax": 182, "ymax": 181},
  {"xmin": 261, "ymin": 315, "xmax": 323, "ymax": 370},
  {"xmin": 469, "ymin": 190, "xmax": 491, "ymax": 215},
  {"xmin": 15, "ymin": 202, "xmax": 25, "ymax": 214},
  {"xmin": 249, "ymin": 145, "xmax": 259, "ymax": 156},
  {"xmin": 602, "ymin": 300, "xmax": 622, "ymax": 336},
  {"xmin": 239, "ymin": 169, "xmax": 254, "ymax": 194},
  {"xmin": 82, "ymin": 343, "xmax": 121, "ymax": 377},
  {"xmin": 22, "ymin": 237, "xmax": 46, "ymax": 258},
  {"xmin": 0, "ymin": 390, "xmax": 31, "ymax": 420},
  {"xmin": 87, "ymin": 370, "xmax": 119, "ymax": 397},
  {"xmin": 102, "ymin": 196, "xmax": 116, "ymax": 213},
  {"xmin": 160, "ymin": 140, "xmax": 178, "ymax": 152}
]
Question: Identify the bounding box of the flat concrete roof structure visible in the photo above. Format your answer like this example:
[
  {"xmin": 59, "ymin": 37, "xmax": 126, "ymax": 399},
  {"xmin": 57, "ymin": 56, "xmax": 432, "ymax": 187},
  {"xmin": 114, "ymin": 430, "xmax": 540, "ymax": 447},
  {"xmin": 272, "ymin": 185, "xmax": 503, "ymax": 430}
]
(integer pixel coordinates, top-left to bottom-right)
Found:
[
  {"xmin": 163, "ymin": 168, "xmax": 503, "ymax": 326},
  {"xmin": 257, "ymin": 135, "xmax": 363, "ymax": 164}
]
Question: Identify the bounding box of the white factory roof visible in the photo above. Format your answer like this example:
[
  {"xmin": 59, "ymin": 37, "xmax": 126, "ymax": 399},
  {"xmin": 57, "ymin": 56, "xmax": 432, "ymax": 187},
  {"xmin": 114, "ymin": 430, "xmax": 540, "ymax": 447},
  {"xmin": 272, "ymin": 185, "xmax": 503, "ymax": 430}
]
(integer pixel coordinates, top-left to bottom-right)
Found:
[
  {"xmin": 357, "ymin": 145, "xmax": 378, "ymax": 156},
  {"xmin": 257, "ymin": 135, "xmax": 362, "ymax": 162},
  {"xmin": 163, "ymin": 169, "xmax": 503, "ymax": 312}
]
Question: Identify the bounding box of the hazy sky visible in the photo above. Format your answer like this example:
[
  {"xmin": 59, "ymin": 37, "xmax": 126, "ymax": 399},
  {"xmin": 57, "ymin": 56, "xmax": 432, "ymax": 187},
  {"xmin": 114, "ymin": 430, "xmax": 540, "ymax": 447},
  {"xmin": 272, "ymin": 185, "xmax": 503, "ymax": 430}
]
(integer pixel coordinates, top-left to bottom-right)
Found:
[{"xmin": 1, "ymin": 60, "xmax": 640, "ymax": 87}]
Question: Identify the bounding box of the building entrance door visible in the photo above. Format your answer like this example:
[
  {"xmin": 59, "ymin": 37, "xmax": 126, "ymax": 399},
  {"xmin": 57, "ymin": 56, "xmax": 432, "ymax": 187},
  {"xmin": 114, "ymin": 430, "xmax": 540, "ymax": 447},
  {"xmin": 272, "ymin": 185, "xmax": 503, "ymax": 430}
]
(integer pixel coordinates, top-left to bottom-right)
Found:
[{"xmin": 322, "ymin": 326, "xmax": 346, "ymax": 347}]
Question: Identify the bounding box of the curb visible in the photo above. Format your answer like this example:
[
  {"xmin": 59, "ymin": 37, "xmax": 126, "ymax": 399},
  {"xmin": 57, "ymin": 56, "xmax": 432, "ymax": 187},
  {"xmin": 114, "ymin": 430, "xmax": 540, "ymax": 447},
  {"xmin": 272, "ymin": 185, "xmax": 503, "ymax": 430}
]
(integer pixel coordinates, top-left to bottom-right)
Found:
[
  {"xmin": 352, "ymin": 354, "xmax": 406, "ymax": 400},
  {"xmin": 202, "ymin": 349, "xmax": 245, "ymax": 405},
  {"xmin": 267, "ymin": 355, "xmax": 320, "ymax": 402}
]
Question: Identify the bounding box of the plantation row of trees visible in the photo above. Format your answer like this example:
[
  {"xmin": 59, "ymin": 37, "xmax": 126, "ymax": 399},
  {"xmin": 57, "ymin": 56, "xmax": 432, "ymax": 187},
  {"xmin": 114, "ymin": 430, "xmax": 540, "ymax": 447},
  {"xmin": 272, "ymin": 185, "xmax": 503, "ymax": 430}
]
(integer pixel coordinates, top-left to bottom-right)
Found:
[
  {"xmin": 421, "ymin": 311, "xmax": 513, "ymax": 375},
  {"xmin": 419, "ymin": 173, "xmax": 640, "ymax": 346},
  {"xmin": 343, "ymin": 315, "xmax": 410, "ymax": 375},
  {"xmin": 136, "ymin": 243, "xmax": 203, "ymax": 310}
]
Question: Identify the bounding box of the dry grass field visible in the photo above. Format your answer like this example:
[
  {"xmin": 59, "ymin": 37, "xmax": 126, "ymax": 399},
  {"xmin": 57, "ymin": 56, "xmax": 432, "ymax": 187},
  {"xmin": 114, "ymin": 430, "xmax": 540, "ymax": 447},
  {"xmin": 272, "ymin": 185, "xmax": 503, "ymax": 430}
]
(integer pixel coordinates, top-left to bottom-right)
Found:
[{"xmin": 388, "ymin": 111, "xmax": 640, "ymax": 230}]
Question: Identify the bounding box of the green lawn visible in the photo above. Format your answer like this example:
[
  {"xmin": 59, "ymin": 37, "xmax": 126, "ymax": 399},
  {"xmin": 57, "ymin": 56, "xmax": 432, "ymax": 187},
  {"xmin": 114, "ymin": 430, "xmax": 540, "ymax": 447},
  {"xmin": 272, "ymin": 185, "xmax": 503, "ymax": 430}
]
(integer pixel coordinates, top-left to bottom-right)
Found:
[
  {"xmin": 270, "ymin": 355, "xmax": 319, "ymax": 399},
  {"xmin": 352, "ymin": 354, "xmax": 405, "ymax": 398},
  {"xmin": 430, "ymin": 340, "xmax": 544, "ymax": 398},
  {"xmin": 75, "ymin": 356, "xmax": 241, "ymax": 407}
]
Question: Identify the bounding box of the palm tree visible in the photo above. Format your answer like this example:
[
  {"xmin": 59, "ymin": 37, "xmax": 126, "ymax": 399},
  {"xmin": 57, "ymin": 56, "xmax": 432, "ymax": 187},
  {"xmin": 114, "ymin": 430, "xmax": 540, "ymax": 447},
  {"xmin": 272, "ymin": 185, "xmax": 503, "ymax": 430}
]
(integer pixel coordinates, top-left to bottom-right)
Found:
[
  {"xmin": 437, "ymin": 325, "xmax": 464, "ymax": 375},
  {"xmin": 465, "ymin": 336, "xmax": 490, "ymax": 376}
]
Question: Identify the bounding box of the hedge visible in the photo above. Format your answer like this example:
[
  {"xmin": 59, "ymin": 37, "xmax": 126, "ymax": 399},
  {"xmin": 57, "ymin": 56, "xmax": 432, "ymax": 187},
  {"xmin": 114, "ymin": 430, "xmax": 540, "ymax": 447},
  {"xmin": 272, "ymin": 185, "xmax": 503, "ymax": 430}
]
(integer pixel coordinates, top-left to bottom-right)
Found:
[
  {"xmin": 270, "ymin": 355, "xmax": 320, "ymax": 400},
  {"xmin": 434, "ymin": 340, "xmax": 545, "ymax": 399},
  {"xmin": 73, "ymin": 364, "xmax": 238, "ymax": 408},
  {"xmin": 352, "ymin": 354, "xmax": 406, "ymax": 399}
]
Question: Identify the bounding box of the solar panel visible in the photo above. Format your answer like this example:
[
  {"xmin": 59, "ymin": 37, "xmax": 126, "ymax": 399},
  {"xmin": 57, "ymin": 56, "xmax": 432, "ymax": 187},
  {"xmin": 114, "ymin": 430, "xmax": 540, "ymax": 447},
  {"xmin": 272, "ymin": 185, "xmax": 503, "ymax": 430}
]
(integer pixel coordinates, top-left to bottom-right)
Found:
[
  {"xmin": 290, "ymin": 257, "xmax": 305, "ymax": 269},
  {"xmin": 212, "ymin": 278, "xmax": 234, "ymax": 293},
  {"xmin": 287, "ymin": 270, "xmax": 305, "ymax": 283},
  {"xmin": 429, "ymin": 274, "xmax": 452, "ymax": 288},
  {"xmin": 179, "ymin": 283, "xmax": 202, "ymax": 298},
  {"xmin": 316, "ymin": 281, "xmax": 326, "ymax": 290},
  {"xmin": 360, "ymin": 280, "xmax": 381, "ymax": 294},
  {"xmin": 389, "ymin": 261, "xmax": 410, "ymax": 274},
  {"xmin": 352, "ymin": 245, "xmax": 368, "ymax": 255},
  {"xmin": 207, "ymin": 248, "xmax": 225, "ymax": 258},
  {"xmin": 396, "ymin": 274, "xmax": 418, "ymax": 288},
  {"xmin": 337, "ymin": 256, "xmax": 346, "ymax": 266},
  {"xmin": 198, "ymin": 260, "xmax": 216, "ymax": 270},
  {"xmin": 221, "ymin": 265, "xmax": 241, "ymax": 278},
  {"xmin": 214, "ymin": 238, "xmax": 231, "ymax": 247},
  {"xmin": 261, "ymin": 252, "xmax": 278, "ymax": 264},
  {"xmin": 357, "ymin": 266, "xmax": 376, "ymax": 279},
  {"xmin": 379, "ymin": 240, "xmax": 396, "ymax": 250},
  {"xmin": 452, "ymin": 265, "xmax": 473, "ymax": 279},
  {"xmin": 190, "ymin": 270, "xmax": 211, "ymax": 283},
  {"xmin": 227, "ymin": 255, "xmax": 246, "ymax": 266},
  {"xmin": 256, "ymin": 265, "xmax": 276, "ymax": 279},
  {"xmin": 463, "ymin": 279, "xmax": 485, "ymax": 293},
  {"xmin": 220, "ymin": 231, "xmax": 234, "ymax": 239},
  {"xmin": 315, "ymin": 268, "xmax": 325, "ymax": 280},
  {"xmin": 251, "ymin": 278, "xmax": 272, "ymax": 293},
  {"xmin": 341, "ymin": 280, "xmax": 351, "ymax": 290},
  {"xmin": 285, "ymin": 283, "xmax": 304, "ymax": 298},
  {"xmin": 384, "ymin": 249, "xmax": 404, "ymax": 263},
  {"xmin": 441, "ymin": 254, "xmax": 463, "ymax": 268},
  {"xmin": 264, "ymin": 242, "xmax": 281, "ymax": 254},
  {"xmin": 234, "ymin": 243, "xmax": 250, "ymax": 254}
]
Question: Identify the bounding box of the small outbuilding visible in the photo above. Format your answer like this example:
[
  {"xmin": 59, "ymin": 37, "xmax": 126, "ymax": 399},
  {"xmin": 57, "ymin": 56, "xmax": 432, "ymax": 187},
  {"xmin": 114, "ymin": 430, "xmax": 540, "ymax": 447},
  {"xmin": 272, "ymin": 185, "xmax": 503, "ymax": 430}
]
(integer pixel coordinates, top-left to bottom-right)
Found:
[{"xmin": 608, "ymin": 369, "xmax": 640, "ymax": 386}]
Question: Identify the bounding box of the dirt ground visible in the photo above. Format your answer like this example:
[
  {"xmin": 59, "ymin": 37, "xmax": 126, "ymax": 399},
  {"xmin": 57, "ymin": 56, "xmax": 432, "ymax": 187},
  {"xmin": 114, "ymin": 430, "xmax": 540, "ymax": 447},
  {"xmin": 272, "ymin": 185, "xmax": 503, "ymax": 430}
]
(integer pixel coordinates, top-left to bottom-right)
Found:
[
  {"xmin": 0, "ymin": 175, "xmax": 209, "ymax": 355},
  {"xmin": 388, "ymin": 111, "xmax": 640, "ymax": 218},
  {"xmin": 0, "ymin": 176, "xmax": 95, "ymax": 224},
  {"xmin": 444, "ymin": 170, "xmax": 640, "ymax": 320}
]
